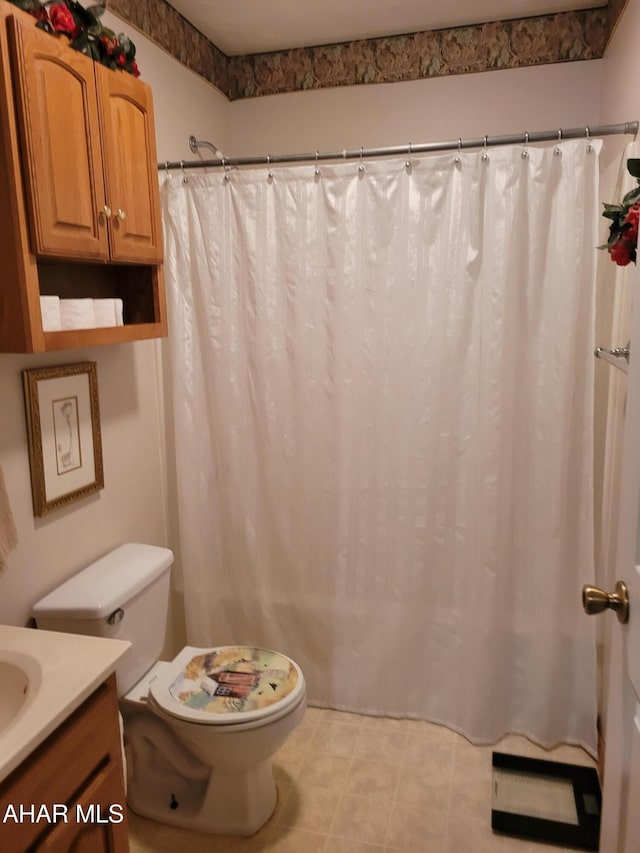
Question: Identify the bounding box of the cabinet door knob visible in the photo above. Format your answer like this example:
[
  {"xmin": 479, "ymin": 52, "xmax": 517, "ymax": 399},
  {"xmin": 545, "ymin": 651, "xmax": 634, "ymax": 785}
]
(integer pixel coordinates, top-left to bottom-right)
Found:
[
  {"xmin": 102, "ymin": 205, "xmax": 112, "ymax": 218},
  {"xmin": 116, "ymin": 209, "xmax": 126, "ymax": 221}
]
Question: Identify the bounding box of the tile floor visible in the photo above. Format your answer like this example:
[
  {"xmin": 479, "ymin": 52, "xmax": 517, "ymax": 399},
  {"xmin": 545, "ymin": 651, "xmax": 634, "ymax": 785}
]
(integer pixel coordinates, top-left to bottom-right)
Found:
[{"xmin": 127, "ymin": 706, "xmax": 597, "ymax": 853}]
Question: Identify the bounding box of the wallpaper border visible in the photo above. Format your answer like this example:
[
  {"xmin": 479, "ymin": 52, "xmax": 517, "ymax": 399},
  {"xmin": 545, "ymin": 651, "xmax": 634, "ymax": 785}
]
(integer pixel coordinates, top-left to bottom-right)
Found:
[{"xmin": 105, "ymin": 2, "xmax": 621, "ymax": 101}]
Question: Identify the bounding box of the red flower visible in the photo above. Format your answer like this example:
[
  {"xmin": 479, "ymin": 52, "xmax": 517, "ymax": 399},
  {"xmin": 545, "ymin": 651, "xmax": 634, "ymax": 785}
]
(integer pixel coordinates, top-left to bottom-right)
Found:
[
  {"xmin": 10, "ymin": 0, "xmax": 140, "ymax": 77},
  {"xmin": 624, "ymin": 203, "xmax": 640, "ymax": 244},
  {"xmin": 49, "ymin": 4, "xmax": 77, "ymax": 36},
  {"xmin": 100, "ymin": 35, "xmax": 119, "ymax": 56},
  {"xmin": 609, "ymin": 238, "xmax": 634, "ymax": 266}
]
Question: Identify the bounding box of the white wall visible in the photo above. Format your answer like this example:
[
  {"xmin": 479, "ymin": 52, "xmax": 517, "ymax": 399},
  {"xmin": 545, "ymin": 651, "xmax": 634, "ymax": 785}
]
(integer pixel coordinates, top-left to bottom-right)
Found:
[
  {"xmin": 0, "ymin": 14, "xmax": 228, "ymax": 632},
  {"xmin": 102, "ymin": 10, "xmax": 230, "ymax": 163},
  {"xmin": 0, "ymin": 346, "xmax": 167, "ymax": 627},
  {"xmin": 599, "ymin": 0, "xmax": 640, "ymax": 150},
  {"xmin": 229, "ymin": 60, "xmax": 603, "ymax": 156}
]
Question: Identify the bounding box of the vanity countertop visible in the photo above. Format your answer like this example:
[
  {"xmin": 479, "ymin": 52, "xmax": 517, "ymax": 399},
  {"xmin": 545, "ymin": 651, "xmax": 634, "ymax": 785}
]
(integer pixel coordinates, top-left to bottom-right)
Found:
[{"xmin": 0, "ymin": 624, "xmax": 130, "ymax": 784}]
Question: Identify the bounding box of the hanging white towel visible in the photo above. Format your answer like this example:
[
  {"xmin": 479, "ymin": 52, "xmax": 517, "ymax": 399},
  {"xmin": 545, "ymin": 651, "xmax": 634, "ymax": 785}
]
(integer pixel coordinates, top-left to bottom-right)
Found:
[{"xmin": 0, "ymin": 465, "xmax": 18, "ymax": 574}]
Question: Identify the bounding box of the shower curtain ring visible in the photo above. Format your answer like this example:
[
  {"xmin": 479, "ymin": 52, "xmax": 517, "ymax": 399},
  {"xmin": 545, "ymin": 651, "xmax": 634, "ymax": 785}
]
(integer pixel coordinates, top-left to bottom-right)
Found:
[
  {"xmin": 455, "ymin": 137, "xmax": 462, "ymax": 165},
  {"xmin": 522, "ymin": 131, "xmax": 529, "ymax": 159},
  {"xmin": 358, "ymin": 146, "xmax": 365, "ymax": 174},
  {"xmin": 405, "ymin": 142, "xmax": 412, "ymax": 170},
  {"xmin": 315, "ymin": 151, "xmax": 321, "ymax": 177},
  {"xmin": 555, "ymin": 128, "xmax": 563, "ymax": 156},
  {"xmin": 482, "ymin": 135, "xmax": 489, "ymax": 162},
  {"xmin": 180, "ymin": 160, "xmax": 188, "ymax": 183},
  {"xmin": 164, "ymin": 161, "xmax": 172, "ymax": 178},
  {"xmin": 586, "ymin": 126, "xmax": 593, "ymax": 153},
  {"xmin": 267, "ymin": 154, "xmax": 273, "ymax": 180}
]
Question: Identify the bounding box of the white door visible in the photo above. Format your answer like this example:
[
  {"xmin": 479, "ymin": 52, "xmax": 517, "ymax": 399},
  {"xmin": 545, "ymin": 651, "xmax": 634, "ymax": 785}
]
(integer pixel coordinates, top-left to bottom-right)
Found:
[{"xmin": 597, "ymin": 274, "xmax": 640, "ymax": 851}]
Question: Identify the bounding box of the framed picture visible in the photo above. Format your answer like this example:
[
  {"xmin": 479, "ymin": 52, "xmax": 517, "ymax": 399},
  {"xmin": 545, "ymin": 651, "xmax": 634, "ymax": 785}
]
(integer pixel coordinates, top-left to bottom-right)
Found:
[{"xmin": 23, "ymin": 362, "xmax": 104, "ymax": 517}]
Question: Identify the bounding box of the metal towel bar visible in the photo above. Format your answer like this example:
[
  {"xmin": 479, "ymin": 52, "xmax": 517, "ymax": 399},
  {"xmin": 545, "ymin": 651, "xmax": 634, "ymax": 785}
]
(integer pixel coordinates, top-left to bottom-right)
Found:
[{"xmin": 594, "ymin": 343, "xmax": 630, "ymax": 374}]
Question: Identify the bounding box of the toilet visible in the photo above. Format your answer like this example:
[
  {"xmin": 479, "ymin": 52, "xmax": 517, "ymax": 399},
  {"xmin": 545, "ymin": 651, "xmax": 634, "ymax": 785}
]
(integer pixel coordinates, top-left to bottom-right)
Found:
[{"xmin": 31, "ymin": 543, "xmax": 306, "ymax": 836}]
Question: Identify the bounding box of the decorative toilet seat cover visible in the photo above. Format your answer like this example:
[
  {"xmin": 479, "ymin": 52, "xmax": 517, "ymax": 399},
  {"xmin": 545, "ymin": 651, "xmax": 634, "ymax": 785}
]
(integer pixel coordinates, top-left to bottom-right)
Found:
[{"xmin": 149, "ymin": 645, "xmax": 304, "ymax": 725}]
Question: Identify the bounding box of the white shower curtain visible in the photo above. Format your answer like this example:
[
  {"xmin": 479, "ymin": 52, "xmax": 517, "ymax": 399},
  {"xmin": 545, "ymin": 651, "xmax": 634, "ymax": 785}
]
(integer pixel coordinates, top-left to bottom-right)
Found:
[{"xmin": 162, "ymin": 139, "xmax": 600, "ymax": 752}]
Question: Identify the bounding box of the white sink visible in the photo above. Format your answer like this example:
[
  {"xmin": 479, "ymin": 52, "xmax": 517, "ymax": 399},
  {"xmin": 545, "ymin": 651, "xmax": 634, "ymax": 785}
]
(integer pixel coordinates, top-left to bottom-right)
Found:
[
  {"xmin": 0, "ymin": 652, "xmax": 41, "ymax": 731},
  {"xmin": 0, "ymin": 625, "xmax": 130, "ymax": 783}
]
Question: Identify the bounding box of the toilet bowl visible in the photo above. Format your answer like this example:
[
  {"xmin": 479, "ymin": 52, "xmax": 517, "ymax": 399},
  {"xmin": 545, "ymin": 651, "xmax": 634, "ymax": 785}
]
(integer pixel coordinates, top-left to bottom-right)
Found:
[
  {"xmin": 123, "ymin": 645, "xmax": 306, "ymax": 835},
  {"xmin": 31, "ymin": 544, "xmax": 306, "ymax": 836}
]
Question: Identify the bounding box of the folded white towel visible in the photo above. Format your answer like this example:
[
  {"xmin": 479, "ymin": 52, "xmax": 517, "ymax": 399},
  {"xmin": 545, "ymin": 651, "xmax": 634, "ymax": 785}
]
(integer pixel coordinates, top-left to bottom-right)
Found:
[
  {"xmin": 114, "ymin": 298, "xmax": 124, "ymax": 326},
  {"xmin": 59, "ymin": 298, "xmax": 95, "ymax": 330},
  {"xmin": 93, "ymin": 298, "xmax": 118, "ymax": 328},
  {"xmin": 40, "ymin": 295, "xmax": 61, "ymax": 332}
]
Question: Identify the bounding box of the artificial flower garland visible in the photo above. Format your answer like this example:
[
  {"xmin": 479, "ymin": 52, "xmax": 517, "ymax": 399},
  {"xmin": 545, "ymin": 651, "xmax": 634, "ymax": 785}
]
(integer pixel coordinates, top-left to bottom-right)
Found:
[
  {"xmin": 8, "ymin": 0, "xmax": 140, "ymax": 77},
  {"xmin": 601, "ymin": 159, "xmax": 640, "ymax": 266}
]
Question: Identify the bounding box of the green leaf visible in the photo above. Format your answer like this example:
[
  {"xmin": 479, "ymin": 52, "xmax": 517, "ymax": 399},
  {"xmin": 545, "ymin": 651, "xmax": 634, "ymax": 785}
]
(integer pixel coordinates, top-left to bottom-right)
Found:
[
  {"xmin": 71, "ymin": 30, "xmax": 88, "ymax": 51},
  {"xmin": 621, "ymin": 186, "xmax": 640, "ymax": 207},
  {"xmin": 602, "ymin": 203, "xmax": 623, "ymax": 217},
  {"xmin": 67, "ymin": 0, "xmax": 93, "ymax": 27}
]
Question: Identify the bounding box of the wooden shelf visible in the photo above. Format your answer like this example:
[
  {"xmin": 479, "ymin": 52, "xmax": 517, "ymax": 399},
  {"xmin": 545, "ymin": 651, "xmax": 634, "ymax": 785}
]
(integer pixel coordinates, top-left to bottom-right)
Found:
[{"xmin": 43, "ymin": 322, "xmax": 166, "ymax": 351}]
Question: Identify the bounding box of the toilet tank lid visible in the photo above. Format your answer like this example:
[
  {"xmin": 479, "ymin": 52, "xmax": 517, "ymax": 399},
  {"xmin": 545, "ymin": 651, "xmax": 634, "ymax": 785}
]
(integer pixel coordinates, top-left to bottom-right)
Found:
[{"xmin": 32, "ymin": 544, "xmax": 174, "ymax": 620}]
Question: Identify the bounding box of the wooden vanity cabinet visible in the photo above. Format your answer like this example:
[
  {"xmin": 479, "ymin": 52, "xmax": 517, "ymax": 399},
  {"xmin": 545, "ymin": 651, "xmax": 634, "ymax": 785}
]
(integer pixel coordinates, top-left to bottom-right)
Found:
[
  {"xmin": 0, "ymin": 674, "xmax": 129, "ymax": 853},
  {"xmin": 0, "ymin": 1, "xmax": 167, "ymax": 352}
]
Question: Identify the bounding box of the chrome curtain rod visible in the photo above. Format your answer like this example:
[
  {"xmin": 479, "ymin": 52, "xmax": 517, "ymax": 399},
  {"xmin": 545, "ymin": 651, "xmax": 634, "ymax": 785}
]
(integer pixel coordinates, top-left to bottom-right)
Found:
[{"xmin": 159, "ymin": 122, "xmax": 638, "ymax": 172}]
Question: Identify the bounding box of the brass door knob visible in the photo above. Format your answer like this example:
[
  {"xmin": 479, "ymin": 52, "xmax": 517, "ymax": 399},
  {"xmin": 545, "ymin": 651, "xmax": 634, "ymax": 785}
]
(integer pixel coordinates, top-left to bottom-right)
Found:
[{"xmin": 582, "ymin": 581, "xmax": 629, "ymax": 624}]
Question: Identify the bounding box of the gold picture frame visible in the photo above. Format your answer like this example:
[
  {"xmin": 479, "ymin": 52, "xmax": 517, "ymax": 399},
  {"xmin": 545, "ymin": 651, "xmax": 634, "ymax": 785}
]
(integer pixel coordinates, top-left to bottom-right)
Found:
[{"xmin": 23, "ymin": 362, "xmax": 104, "ymax": 517}]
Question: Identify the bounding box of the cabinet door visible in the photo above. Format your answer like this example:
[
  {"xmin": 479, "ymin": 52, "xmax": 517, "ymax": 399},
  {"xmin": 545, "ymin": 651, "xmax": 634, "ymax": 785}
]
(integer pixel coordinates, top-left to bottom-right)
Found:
[
  {"xmin": 96, "ymin": 64, "xmax": 163, "ymax": 264},
  {"xmin": 0, "ymin": 677, "xmax": 129, "ymax": 853},
  {"xmin": 35, "ymin": 762, "xmax": 129, "ymax": 853},
  {"xmin": 8, "ymin": 17, "xmax": 109, "ymax": 260}
]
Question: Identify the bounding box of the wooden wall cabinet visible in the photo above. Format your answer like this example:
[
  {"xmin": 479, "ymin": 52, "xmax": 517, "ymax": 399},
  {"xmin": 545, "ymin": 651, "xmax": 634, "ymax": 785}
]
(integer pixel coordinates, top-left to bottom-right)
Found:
[
  {"xmin": 0, "ymin": 675, "xmax": 130, "ymax": 853},
  {"xmin": 0, "ymin": 1, "xmax": 167, "ymax": 352}
]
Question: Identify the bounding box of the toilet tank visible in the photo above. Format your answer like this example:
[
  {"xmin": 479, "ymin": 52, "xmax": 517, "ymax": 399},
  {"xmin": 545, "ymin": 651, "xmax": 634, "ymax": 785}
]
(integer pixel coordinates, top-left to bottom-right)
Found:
[{"xmin": 32, "ymin": 543, "xmax": 174, "ymax": 695}]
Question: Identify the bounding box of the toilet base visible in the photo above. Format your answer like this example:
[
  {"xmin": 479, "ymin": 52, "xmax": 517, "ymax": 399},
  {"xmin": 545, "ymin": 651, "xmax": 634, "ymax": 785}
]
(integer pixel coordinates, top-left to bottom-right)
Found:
[{"xmin": 127, "ymin": 757, "xmax": 278, "ymax": 835}]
